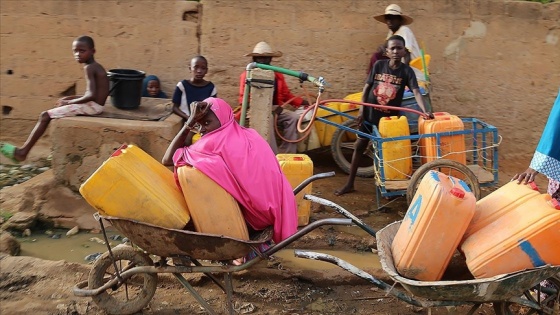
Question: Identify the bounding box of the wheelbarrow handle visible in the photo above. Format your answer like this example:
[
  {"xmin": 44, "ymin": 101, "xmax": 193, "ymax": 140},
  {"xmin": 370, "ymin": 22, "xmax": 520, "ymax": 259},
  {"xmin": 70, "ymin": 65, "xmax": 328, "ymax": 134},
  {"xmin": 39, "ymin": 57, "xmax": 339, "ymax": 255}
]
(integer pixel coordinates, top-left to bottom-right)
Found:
[
  {"xmin": 304, "ymin": 194, "xmax": 377, "ymax": 237},
  {"xmin": 293, "ymin": 171, "xmax": 335, "ymax": 195}
]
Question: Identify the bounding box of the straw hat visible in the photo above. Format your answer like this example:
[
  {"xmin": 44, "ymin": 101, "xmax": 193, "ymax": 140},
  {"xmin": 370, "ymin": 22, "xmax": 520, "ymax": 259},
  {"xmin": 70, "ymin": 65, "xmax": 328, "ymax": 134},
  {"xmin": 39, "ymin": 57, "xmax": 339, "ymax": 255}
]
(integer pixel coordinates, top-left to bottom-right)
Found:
[
  {"xmin": 374, "ymin": 4, "xmax": 413, "ymax": 25},
  {"xmin": 244, "ymin": 41, "xmax": 283, "ymax": 57}
]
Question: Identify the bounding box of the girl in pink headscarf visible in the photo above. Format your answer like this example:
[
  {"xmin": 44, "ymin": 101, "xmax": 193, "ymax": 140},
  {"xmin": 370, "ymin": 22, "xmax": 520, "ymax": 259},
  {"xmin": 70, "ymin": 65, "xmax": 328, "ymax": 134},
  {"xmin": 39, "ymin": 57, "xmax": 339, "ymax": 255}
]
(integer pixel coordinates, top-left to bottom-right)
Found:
[{"xmin": 162, "ymin": 97, "xmax": 298, "ymax": 244}]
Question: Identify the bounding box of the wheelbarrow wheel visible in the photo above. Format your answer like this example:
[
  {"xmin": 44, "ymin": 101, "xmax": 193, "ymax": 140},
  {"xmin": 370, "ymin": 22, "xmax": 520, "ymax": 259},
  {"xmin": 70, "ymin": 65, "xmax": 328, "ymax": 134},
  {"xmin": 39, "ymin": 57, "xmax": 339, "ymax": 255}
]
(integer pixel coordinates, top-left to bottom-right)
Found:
[
  {"xmin": 331, "ymin": 119, "xmax": 375, "ymax": 178},
  {"xmin": 493, "ymin": 275, "xmax": 560, "ymax": 315},
  {"xmin": 88, "ymin": 245, "xmax": 157, "ymax": 315},
  {"xmin": 406, "ymin": 159, "xmax": 481, "ymax": 205}
]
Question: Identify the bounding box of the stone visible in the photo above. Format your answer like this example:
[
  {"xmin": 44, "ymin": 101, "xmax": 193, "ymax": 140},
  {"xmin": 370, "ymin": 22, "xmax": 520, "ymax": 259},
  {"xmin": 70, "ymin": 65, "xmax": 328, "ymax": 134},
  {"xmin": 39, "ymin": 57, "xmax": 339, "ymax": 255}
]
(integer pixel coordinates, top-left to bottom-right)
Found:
[
  {"xmin": 0, "ymin": 231, "xmax": 21, "ymax": 256},
  {"xmin": 66, "ymin": 226, "xmax": 79, "ymax": 236},
  {"xmin": 22, "ymin": 229, "xmax": 31, "ymax": 237},
  {"xmin": 84, "ymin": 252, "xmax": 102, "ymax": 263},
  {"xmin": 1, "ymin": 212, "xmax": 38, "ymax": 231}
]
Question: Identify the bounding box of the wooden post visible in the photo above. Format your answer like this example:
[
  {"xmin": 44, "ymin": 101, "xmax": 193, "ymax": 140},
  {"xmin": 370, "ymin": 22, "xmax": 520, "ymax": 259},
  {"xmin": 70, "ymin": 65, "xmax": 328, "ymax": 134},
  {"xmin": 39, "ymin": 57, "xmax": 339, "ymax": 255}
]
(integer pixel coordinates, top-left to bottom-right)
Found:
[{"xmin": 248, "ymin": 68, "xmax": 277, "ymax": 153}]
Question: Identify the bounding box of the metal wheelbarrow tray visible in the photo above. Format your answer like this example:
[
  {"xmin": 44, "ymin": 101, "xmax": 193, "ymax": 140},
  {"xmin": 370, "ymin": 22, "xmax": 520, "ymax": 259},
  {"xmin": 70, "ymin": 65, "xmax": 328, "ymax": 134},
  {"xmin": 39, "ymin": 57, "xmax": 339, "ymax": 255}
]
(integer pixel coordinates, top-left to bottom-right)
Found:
[
  {"xmin": 73, "ymin": 172, "xmax": 353, "ymax": 315},
  {"xmin": 296, "ymin": 196, "xmax": 560, "ymax": 314}
]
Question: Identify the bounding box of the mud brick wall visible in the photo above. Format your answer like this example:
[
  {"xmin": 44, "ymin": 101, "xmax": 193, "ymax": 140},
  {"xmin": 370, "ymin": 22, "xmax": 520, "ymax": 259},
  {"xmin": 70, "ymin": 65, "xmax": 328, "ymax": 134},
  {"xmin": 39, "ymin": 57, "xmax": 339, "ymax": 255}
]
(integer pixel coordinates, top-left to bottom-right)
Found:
[
  {"xmin": 0, "ymin": 0, "xmax": 200, "ymax": 133},
  {"xmin": 1, "ymin": 0, "xmax": 560, "ymax": 178}
]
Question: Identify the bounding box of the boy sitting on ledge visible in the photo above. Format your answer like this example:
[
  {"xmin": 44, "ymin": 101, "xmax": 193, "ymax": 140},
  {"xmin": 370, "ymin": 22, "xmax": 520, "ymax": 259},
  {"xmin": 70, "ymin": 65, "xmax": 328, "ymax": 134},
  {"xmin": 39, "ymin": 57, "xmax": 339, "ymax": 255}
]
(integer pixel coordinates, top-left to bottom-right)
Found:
[{"xmin": 1, "ymin": 35, "xmax": 109, "ymax": 163}]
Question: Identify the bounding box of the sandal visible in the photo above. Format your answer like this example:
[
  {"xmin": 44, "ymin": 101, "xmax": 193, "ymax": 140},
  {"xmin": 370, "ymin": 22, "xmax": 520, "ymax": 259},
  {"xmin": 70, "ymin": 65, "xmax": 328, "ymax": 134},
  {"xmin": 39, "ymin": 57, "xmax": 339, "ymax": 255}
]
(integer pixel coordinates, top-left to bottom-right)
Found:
[{"xmin": 0, "ymin": 143, "xmax": 19, "ymax": 164}]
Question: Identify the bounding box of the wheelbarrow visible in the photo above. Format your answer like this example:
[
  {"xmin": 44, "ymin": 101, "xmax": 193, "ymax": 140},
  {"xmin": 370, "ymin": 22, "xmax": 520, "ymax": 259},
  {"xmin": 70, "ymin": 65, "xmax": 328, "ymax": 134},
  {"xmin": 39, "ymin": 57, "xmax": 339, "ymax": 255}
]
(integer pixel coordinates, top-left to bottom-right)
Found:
[
  {"xmin": 73, "ymin": 172, "xmax": 355, "ymax": 315},
  {"xmin": 296, "ymin": 195, "xmax": 560, "ymax": 315}
]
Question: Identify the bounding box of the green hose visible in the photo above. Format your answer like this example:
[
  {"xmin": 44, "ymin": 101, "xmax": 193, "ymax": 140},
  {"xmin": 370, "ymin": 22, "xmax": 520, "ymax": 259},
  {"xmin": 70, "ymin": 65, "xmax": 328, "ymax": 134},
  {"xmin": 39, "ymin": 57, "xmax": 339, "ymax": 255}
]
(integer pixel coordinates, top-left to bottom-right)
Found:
[{"xmin": 240, "ymin": 63, "xmax": 326, "ymax": 127}]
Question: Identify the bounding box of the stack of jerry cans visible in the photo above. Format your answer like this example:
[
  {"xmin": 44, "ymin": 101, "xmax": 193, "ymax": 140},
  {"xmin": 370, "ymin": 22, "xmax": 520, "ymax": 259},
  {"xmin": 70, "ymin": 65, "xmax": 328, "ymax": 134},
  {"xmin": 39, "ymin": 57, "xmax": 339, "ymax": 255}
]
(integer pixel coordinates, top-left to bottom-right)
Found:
[
  {"xmin": 462, "ymin": 181, "xmax": 540, "ymax": 240},
  {"xmin": 392, "ymin": 170, "xmax": 476, "ymax": 281},
  {"xmin": 419, "ymin": 112, "xmax": 466, "ymax": 169},
  {"xmin": 277, "ymin": 154, "xmax": 313, "ymax": 226},
  {"xmin": 80, "ymin": 144, "xmax": 191, "ymax": 229},
  {"xmin": 378, "ymin": 116, "xmax": 412, "ymax": 180},
  {"xmin": 177, "ymin": 166, "xmax": 249, "ymax": 240},
  {"xmin": 461, "ymin": 183, "xmax": 560, "ymax": 278}
]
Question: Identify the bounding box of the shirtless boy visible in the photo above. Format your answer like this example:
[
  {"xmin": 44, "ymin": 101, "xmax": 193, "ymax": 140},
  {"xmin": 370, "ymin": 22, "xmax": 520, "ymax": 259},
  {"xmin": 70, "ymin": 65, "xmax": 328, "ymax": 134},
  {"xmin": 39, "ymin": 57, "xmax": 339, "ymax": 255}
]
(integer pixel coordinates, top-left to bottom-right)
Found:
[{"xmin": 0, "ymin": 35, "xmax": 109, "ymax": 162}]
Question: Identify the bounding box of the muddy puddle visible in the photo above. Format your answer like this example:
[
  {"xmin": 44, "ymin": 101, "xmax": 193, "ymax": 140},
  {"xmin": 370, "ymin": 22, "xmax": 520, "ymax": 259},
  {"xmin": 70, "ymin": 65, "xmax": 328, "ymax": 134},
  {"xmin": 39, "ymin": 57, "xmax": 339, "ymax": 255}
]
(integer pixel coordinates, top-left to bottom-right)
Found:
[
  {"xmin": 16, "ymin": 228, "xmax": 124, "ymax": 264},
  {"xmin": 17, "ymin": 228, "xmax": 380, "ymax": 270},
  {"xmin": 275, "ymin": 248, "xmax": 380, "ymax": 270}
]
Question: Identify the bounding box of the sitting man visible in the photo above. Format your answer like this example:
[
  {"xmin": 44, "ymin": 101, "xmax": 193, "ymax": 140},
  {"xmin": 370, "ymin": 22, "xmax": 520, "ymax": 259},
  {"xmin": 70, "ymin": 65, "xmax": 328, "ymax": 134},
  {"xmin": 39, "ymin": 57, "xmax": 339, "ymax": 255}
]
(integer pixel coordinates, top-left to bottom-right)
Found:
[{"xmin": 239, "ymin": 41, "xmax": 309, "ymax": 154}]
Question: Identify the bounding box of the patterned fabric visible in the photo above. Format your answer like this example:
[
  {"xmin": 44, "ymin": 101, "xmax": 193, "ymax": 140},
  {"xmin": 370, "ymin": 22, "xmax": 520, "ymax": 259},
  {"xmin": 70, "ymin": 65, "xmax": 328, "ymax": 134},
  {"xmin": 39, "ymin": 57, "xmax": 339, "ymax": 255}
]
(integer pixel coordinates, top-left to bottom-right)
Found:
[
  {"xmin": 47, "ymin": 101, "xmax": 103, "ymax": 119},
  {"xmin": 548, "ymin": 179, "xmax": 560, "ymax": 202},
  {"xmin": 529, "ymin": 89, "xmax": 560, "ymax": 182},
  {"xmin": 531, "ymin": 151, "xmax": 560, "ymax": 184}
]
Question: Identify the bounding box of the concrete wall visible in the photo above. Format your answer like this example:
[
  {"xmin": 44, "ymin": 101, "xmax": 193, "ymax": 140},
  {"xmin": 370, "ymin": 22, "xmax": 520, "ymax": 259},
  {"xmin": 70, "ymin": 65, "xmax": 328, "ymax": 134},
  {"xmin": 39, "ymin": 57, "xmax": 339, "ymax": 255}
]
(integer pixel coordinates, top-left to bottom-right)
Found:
[{"xmin": 1, "ymin": 0, "xmax": 560, "ymax": 177}]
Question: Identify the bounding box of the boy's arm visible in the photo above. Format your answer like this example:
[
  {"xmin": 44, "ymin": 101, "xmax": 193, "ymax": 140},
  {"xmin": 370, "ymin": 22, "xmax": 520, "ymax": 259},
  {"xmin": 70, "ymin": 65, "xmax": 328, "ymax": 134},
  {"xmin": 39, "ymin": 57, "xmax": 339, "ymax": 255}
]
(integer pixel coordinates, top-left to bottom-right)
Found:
[
  {"xmin": 162, "ymin": 124, "xmax": 195, "ymax": 166},
  {"xmin": 172, "ymin": 104, "xmax": 190, "ymax": 121},
  {"xmin": 405, "ymin": 65, "xmax": 429, "ymax": 115},
  {"xmin": 411, "ymin": 88, "xmax": 428, "ymax": 114},
  {"xmin": 171, "ymin": 83, "xmax": 190, "ymax": 120}
]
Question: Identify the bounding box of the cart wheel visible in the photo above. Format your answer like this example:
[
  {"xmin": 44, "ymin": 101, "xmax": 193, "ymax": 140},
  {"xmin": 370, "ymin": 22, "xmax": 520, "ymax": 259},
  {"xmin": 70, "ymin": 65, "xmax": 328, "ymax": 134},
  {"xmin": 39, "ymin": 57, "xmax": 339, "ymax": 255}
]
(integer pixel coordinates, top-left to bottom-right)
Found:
[
  {"xmin": 406, "ymin": 159, "xmax": 481, "ymax": 205},
  {"xmin": 331, "ymin": 119, "xmax": 375, "ymax": 178},
  {"xmin": 493, "ymin": 275, "xmax": 560, "ymax": 315},
  {"xmin": 88, "ymin": 245, "xmax": 157, "ymax": 315}
]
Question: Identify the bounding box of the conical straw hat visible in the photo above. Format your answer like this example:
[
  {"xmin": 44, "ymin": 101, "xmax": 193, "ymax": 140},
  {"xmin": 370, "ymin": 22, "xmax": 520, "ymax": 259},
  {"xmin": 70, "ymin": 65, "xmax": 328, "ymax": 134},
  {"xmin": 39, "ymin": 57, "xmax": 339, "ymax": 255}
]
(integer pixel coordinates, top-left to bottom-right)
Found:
[
  {"xmin": 244, "ymin": 41, "xmax": 283, "ymax": 57},
  {"xmin": 374, "ymin": 4, "xmax": 414, "ymax": 25}
]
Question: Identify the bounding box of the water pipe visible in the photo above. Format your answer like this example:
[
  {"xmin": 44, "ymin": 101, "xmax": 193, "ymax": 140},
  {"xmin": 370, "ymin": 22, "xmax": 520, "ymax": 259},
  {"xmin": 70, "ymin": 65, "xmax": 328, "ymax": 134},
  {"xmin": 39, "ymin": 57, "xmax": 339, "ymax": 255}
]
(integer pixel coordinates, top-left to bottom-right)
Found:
[
  {"xmin": 420, "ymin": 42, "xmax": 429, "ymax": 82},
  {"xmin": 240, "ymin": 62, "xmax": 326, "ymax": 127}
]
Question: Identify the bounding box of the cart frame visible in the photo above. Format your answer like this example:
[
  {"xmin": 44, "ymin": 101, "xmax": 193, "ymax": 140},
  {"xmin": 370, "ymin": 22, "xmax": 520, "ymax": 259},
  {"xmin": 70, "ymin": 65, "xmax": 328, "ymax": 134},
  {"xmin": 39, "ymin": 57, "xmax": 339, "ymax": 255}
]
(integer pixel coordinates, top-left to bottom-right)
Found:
[{"xmin": 314, "ymin": 105, "xmax": 500, "ymax": 208}]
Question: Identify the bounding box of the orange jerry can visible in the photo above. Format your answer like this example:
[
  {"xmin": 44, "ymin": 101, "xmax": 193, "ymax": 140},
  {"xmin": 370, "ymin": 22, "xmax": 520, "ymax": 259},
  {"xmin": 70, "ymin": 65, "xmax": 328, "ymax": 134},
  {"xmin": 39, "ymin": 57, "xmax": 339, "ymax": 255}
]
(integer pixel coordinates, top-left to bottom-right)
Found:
[
  {"xmin": 419, "ymin": 112, "xmax": 466, "ymax": 165},
  {"xmin": 461, "ymin": 194, "xmax": 560, "ymax": 278},
  {"xmin": 277, "ymin": 154, "xmax": 313, "ymax": 226},
  {"xmin": 80, "ymin": 144, "xmax": 191, "ymax": 229},
  {"xmin": 378, "ymin": 116, "xmax": 412, "ymax": 180},
  {"xmin": 177, "ymin": 166, "xmax": 249, "ymax": 240},
  {"xmin": 462, "ymin": 181, "xmax": 540, "ymax": 240},
  {"xmin": 392, "ymin": 170, "xmax": 476, "ymax": 281}
]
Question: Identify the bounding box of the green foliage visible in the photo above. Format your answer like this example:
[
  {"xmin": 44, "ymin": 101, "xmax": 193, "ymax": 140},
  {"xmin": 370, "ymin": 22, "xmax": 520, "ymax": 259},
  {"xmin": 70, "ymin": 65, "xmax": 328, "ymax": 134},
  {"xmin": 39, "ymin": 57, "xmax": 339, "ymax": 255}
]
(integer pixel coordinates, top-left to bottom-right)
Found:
[{"xmin": 0, "ymin": 211, "xmax": 14, "ymax": 221}]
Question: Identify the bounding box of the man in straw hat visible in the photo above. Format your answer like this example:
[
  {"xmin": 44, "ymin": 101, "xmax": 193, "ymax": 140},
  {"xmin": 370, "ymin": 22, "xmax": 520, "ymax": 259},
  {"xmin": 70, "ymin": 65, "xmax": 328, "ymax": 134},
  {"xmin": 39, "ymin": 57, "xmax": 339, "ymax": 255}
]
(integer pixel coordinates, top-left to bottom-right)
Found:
[
  {"xmin": 369, "ymin": 4, "xmax": 425, "ymax": 82},
  {"xmin": 239, "ymin": 41, "xmax": 309, "ymax": 154}
]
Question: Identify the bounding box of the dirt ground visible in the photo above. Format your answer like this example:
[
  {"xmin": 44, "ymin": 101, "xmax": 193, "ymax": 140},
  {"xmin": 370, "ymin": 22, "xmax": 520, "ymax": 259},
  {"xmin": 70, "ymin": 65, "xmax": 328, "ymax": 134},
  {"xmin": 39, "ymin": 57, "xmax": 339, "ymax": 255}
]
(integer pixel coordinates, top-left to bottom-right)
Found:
[{"xmin": 0, "ymin": 147, "xmax": 509, "ymax": 315}]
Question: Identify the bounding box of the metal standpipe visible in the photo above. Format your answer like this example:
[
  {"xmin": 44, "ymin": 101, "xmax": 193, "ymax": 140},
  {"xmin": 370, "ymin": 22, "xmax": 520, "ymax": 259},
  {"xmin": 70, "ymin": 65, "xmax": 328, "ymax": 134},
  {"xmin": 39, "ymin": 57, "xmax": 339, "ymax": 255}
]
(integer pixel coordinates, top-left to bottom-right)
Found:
[{"xmin": 240, "ymin": 62, "xmax": 326, "ymax": 127}]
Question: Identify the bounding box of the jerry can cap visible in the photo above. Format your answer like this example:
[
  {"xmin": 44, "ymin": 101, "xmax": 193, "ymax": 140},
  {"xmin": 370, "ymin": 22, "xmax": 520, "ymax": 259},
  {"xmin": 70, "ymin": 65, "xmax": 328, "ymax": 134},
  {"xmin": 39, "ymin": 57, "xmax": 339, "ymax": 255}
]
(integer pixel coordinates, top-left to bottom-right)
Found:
[
  {"xmin": 551, "ymin": 199, "xmax": 560, "ymax": 210},
  {"xmin": 111, "ymin": 143, "xmax": 130, "ymax": 157},
  {"xmin": 529, "ymin": 182, "xmax": 539, "ymax": 191},
  {"xmin": 450, "ymin": 187, "xmax": 465, "ymax": 199},
  {"xmin": 293, "ymin": 156, "xmax": 304, "ymax": 161}
]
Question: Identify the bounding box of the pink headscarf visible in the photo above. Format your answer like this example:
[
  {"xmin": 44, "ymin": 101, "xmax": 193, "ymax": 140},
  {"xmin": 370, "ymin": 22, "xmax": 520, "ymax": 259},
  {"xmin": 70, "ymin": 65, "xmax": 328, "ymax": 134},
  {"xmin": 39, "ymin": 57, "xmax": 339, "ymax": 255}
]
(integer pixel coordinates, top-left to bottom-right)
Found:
[{"xmin": 173, "ymin": 97, "xmax": 298, "ymax": 243}]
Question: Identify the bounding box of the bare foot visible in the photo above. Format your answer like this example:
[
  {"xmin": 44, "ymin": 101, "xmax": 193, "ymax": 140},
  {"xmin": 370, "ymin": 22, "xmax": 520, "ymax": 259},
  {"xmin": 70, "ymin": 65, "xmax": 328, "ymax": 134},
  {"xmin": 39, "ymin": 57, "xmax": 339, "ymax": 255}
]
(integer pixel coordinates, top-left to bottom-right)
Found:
[
  {"xmin": 334, "ymin": 185, "xmax": 355, "ymax": 196},
  {"xmin": 232, "ymin": 258, "xmax": 244, "ymax": 266}
]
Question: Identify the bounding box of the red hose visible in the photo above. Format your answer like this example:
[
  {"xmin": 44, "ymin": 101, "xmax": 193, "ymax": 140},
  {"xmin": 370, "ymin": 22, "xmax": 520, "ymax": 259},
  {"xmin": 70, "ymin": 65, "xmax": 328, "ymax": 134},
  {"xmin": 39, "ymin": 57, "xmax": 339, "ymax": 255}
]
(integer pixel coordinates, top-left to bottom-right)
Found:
[{"xmin": 274, "ymin": 88, "xmax": 430, "ymax": 143}]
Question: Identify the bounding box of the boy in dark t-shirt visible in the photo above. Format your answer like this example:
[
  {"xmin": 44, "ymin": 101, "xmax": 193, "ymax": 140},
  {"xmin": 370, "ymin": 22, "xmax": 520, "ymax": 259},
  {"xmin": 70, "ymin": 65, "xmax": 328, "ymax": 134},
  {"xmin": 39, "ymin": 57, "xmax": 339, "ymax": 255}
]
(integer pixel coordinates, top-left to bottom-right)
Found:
[
  {"xmin": 335, "ymin": 35, "xmax": 430, "ymax": 196},
  {"xmin": 172, "ymin": 55, "xmax": 217, "ymax": 121}
]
